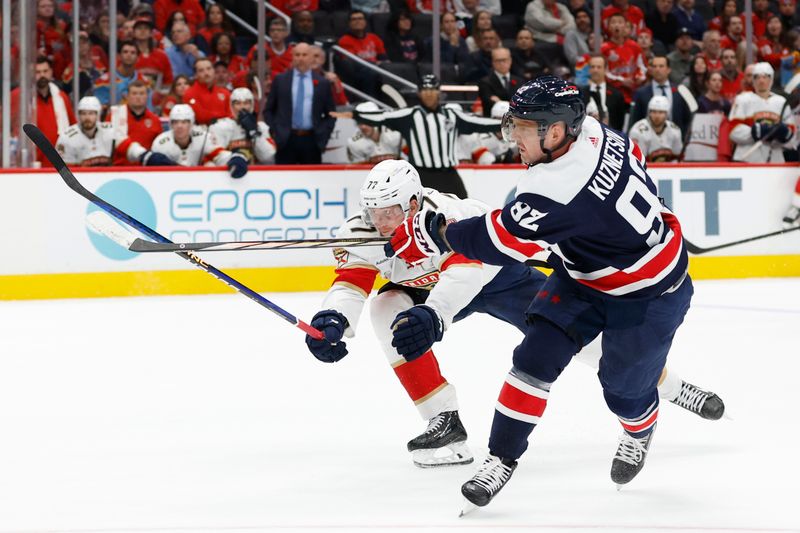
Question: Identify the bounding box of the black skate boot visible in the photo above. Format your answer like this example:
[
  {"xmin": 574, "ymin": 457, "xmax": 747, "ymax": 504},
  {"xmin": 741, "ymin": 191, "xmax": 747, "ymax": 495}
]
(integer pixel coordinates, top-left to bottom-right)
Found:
[
  {"xmin": 670, "ymin": 380, "xmax": 725, "ymax": 420},
  {"xmin": 783, "ymin": 206, "xmax": 800, "ymax": 228},
  {"xmin": 611, "ymin": 424, "xmax": 656, "ymax": 487},
  {"xmin": 408, "ymin": 411, "xmax": 473, "ymax": 468},
  {"xmin": 460, "ymin": 455, "xmax": 518, "ymax": 512}
]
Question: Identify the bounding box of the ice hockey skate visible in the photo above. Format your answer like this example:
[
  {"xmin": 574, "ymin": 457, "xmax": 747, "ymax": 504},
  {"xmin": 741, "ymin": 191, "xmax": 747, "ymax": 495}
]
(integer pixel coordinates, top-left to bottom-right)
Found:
[
  {"xmin": 670, "ymin": 381, "xmax": 725, "ymax": 420},
  {"xmin": 611, "ymin": 424, "xmax": 656, "ymax": 488},
  {"xmin": 459, "ymin": 454, "xmax": 518, "ymax": 516},
  {"xmin": 407, "ymin": 410, "xmax": 473, "ymax": 468},
  {"xmin": 782, "ymin": 206, "xmax": 800, "ymax": 228}
]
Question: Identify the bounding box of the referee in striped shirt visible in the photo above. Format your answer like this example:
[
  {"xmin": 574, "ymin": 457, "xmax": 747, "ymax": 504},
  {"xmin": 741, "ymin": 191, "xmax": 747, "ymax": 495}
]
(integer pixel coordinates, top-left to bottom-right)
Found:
[{"xmin": 331, "ymin": 75, "xmax": 501, "ymax": 198}]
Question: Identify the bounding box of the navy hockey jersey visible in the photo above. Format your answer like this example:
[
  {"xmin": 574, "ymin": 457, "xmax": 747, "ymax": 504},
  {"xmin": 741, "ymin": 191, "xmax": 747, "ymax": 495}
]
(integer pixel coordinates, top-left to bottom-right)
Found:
[{"xmin": 445, "ymin": 116, "xmax": 688, "ymax": 300}]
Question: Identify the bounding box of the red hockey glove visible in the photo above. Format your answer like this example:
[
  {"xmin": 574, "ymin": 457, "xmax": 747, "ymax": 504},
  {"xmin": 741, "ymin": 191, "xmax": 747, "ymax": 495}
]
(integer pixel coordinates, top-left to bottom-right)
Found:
[{"xmin": 384, "ymin": 211, "xmax": 449, "ymax": 264}]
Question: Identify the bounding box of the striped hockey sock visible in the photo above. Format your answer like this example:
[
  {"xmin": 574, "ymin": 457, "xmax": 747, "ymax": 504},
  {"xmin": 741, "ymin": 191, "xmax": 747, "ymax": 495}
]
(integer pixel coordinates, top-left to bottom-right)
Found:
[
  {"xmin": 489, "ymin": 368, "xmax": 551, "ymax": 460},
  {"xmin": 618, "ymin": 401, "xmax": 659, "ymax": 438}
]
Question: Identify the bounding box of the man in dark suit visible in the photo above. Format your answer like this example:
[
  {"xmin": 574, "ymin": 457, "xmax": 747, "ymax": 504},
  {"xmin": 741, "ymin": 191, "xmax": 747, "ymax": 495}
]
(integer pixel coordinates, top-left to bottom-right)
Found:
[
  {"xmin": 461, "ymin": 28, "xmax": 500, "ymax": 82},
  {"xmin": 265, "ymin": 43, "xmax": 336, "ymax": 164},
  {"xmin": 629, "ymin": 55, "xmax": 691, "ymax": 135},
  {"xmin": 579, "ymin": 54, "xmax": 627, "ymax": 131},
  {"xmin": 477, "ymin": 47, "xmax": 525, "ymax": 117}
]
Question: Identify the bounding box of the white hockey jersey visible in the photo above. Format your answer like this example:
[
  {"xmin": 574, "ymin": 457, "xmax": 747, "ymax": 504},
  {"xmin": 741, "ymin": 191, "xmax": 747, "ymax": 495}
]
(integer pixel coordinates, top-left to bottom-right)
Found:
[
  {"xmin": 150, "ymin": 126, "xmax": 234, "ymax": 166},
  {"xmin": 321, "ymin": 189, "xmax": 502, "ymax": 337},
  {"xmin": 628, "ymin": 118, "xmax": 683, "ymax": 162},
  {"xmin": 346, "ymin": 128, "xmax": 402, "ymax": 163},
  {"xmin": 209, "ymin": 117, "xmax": 277, "ymax": 164},
  {"xmin": 456, "ymin": 131, "xmax": 516, "ymax": 164},
  {"xmin": 56, "ymin": 123, "xmax": 147, "ymax": 166},
  {"xmin": 729, "ymin": 91, "xmax": 795, "ymax": 162}
]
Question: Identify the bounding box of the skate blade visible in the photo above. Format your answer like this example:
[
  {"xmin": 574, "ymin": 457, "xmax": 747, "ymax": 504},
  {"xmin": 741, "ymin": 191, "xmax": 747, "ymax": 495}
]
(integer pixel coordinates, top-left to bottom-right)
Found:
[
  {"xmin": 459, "ymin": 499, "xmax": 479, "ymax": 517},
  {"xmin": 412, "ymin": 441, "xmax": 474, "ymax": 468},
  {"xmin": 616, "ymin": 484, "xmax": 623, "ymax": 492}
]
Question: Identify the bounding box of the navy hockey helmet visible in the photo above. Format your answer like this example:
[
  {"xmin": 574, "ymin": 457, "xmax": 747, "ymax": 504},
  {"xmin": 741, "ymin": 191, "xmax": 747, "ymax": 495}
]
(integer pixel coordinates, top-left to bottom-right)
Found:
[{"xmin": 502, "ymin": 76, "xmax": 586, "ymax": 160}]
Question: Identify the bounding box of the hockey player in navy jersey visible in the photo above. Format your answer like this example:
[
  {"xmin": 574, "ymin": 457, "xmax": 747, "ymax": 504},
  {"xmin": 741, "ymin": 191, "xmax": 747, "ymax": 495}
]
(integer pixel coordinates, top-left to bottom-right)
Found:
[{"xmin": 385, "ymin": 76, "xmax": 696, "ymax": 510}]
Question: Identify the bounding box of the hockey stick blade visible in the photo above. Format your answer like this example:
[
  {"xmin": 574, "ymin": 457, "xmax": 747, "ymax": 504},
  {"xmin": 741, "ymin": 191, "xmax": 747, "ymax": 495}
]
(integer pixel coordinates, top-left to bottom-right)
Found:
[
  {"xmin": 23, "ymin": 123, "xmax": 324, "ymax": 340},
  {"xmin": 86, "ymin": 210, "xmax": 137, "ymax": 249},
  {"xmin": 683, "ymin": 225, "xmax": 800, "ymax": 254},
  {"xmin": 129, "ymin": 236, "xmax": 390, "ymax": 253},
  {"xmin": 381, "ymin": 83, "xmax": 407, "ymax": 108}
]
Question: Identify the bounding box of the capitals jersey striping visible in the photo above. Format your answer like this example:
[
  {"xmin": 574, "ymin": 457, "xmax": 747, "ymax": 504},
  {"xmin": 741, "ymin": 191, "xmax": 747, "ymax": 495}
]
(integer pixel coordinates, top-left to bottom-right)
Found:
[
  {"xmin": 444, "ymin": 116, "xmax": 688, "ymax": 300},
  {"xmin": 321, "ymin": 189, "xmax": 502, "ymax": 337},
  {"xmin": 209, "ymin": 118, "xmax": 277, "ymax": 164},
  {"xmin": 150, "ymin": 126, "xmax": 234, "ymax": 166},
  {"xmin": 56, "ymin": 123, "xmax": 147, "ymax": 166}
]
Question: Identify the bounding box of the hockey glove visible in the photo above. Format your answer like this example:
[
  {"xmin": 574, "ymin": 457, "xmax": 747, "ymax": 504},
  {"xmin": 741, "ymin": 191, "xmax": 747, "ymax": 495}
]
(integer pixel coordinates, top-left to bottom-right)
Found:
[
  {"xmin": 140, "ymin": 151, "xmax": 176, "ymax": 166},
  {"xmin": 390, "ymin": 305, "xmax": 444, "ymax": 361},
  {"xmin": 305, "ymin": 310, "xmax": 349, "ymax": 363},
  {"xmin": 237, "ymin": 110, "xmax": 260, "ymax": 140},
  {"xmin": 751, "ymin": 122, "xmax": 769, "ymax": 141},
  {"xmin": 769, "ymin": 122, "xmax": 793, "ymax": 143},
  {"xmin": 384, "ymin": 211, "xmax": 450, "ymax": 264},
  {"xmin": 226, "ymin": 153, "xmax": 249, "ymax": 178}
]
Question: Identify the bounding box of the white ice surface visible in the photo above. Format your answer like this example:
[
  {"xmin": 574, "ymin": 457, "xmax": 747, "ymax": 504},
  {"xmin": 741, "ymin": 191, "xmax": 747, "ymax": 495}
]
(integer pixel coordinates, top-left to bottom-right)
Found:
[{"xmin": 1, "ymin": 278, "xmax": 799, "ymax": 533}]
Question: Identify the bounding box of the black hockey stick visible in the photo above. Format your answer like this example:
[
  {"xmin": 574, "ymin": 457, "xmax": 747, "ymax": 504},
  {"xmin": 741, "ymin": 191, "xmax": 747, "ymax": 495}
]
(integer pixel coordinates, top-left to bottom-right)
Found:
[
  {"xmin": 129, "ymin": 236, "xmax": 389, "ymax": 253},
  {"xmin": 683, "ymin": 225, "xmax": 800, "ymax": 255},
  {"xmin": 23, "ymin": 123, "xmax": 325, "ymax": 340}
]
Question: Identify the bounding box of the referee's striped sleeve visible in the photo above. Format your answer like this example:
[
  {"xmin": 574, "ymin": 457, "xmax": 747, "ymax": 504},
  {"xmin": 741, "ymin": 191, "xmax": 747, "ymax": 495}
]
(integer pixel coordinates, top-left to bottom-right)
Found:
[
  {"xmin": 354, "ymin": 108, "xmax": 415, "ymax": 129},
  {"xmin": 450, "ymin": 107, "xmax": 502, "ymax": 135}
]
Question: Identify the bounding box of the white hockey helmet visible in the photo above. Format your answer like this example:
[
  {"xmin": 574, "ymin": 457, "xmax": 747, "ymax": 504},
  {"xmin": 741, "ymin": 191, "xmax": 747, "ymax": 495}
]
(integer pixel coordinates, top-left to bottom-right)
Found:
[
  {"xmin": 169, "ymin": 103, "xmax": 195, "ymax": 124},
  {"xmin": 648, "ymin": 95, "xmax": 670, "ymax": 113},
  {"xmin": 230, "ymin": 87, "xmax": 255, "ymax": 103},
  {"xmin": 752, "ymin": 61, "xmax": 774, "ymax": 78},
  {"xmin": 490, "ymin": 101, "xmax": 510, "ymax": 119},
  {"xmin": 360, "ymin": 159, "xmax": 423, "ymax": 224},
  {"xmin": 77, "ymin": 96, "xmax": 102, "ymax": 114},
  {"xmin": 355, "ymin": 101, "xmax": 381, "ymax": 113}
]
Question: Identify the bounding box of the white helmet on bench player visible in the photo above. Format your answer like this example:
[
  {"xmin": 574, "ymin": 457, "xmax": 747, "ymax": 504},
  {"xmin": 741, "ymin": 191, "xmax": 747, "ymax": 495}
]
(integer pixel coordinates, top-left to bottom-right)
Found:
[
  {"xmin": 360, "ymin": 159, "xmax": 423, "ymax": 225},
  {"xmin": 169, "ymin": 104, "xmax": 195, "ymax": 124}
]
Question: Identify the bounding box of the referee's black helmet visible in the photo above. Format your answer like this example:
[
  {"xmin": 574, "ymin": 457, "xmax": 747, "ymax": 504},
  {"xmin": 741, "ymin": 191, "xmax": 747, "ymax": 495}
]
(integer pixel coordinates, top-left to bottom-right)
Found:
[
  {"xmin": 504, "ymin": 75, "xmax": 586, "ymax": 139},
  {"xmin": 418, "ymin": 74, "xmax": 441, "ymax": 90}
]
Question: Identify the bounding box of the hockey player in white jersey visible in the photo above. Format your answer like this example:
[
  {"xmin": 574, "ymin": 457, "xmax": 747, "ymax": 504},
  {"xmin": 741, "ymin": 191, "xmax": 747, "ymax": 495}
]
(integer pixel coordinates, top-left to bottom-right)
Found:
[
  {"xmin": 455, "ymin": 101, "xmax": 518, "ymax": 165},
  {"xmin": 56, "ymin": 96, "xmax": 174, "ymax": 167},
  {"xmin": 210, "ymin": 88, "xmax": 276, "ymax": 164},
  {"xmin": 346, "ymin": 102, "xmax": 402, "ymax": 164},
  {"xmin": 305, "ymin": 159, "xmax": 724, "ymax": 470},
  {"xmin": 729, "ymin": 62, "xmax": 796, "ymax": 163},
  {"xmin": 629, "ymin": 96, "xmax": 684, "ymax": 162},
  {"xmin": 151, "ymin": 104, "xmax": 249, "ymax": 178}
]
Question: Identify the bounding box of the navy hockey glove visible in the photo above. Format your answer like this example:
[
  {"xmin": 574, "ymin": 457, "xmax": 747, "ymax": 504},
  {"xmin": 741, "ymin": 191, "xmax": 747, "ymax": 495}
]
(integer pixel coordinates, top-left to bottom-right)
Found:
[
  {"xmin": 390, "ymin": 305, "xmax": 444, "ymax": 361},
  {"xmin": 751, "ymin": 122, "xmax": 768, "ymax": 141},
  {"xmin": 237, "ymin": 110, "xmax": 260, "ymax": 140},
  {"xmin": 305, "ymin": 310, "xmax": 349, "ymax": 363},
  {"xmin": 769, "ymin": 122, "xmax": 793, "ymax": 143},
  {"xmin": 384, "ymin": 211, "xmax": 450, "ymax": 264},
  {"xmin": 140, "ymin": 151, "xmax": 176, "ymax": 166},
  {"xmin": 226, "ymin": 153, "xmax": 249, "ymax": 178}
]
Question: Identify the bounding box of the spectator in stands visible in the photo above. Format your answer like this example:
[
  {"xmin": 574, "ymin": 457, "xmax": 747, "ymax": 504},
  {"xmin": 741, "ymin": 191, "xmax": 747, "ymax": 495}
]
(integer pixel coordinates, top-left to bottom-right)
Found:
[
  {"xmin": 778, "ymin": 0, "xmax": 800, "ymax": 32},
  {"xmin": 780, "ymin": 31, "xmax": 800, "ymax": 86},
  {"xmin": 61, "ymin": 31, "xmax": 107, "ymax": 98},
  {"xmin": 210, "ymin": 87, "xmax": 277, "ymax": 164},
  {"xmin": 214, "ymin": 61, "xmax": 233, "ymax": 90},
  {"xmin": 336, "ymin": 9, "xmax": 387, "ymax": 98},
  {"xmin": 672, "ymin": 0, "xmax": 706, "ymax": 42},
  {"xmin": 564, "ymin": 8, "xmax": 592, "ymax": 67},
  {"xmin": 246, "ymin": 18, "xmax": 294, "ymax": 77},
  {"xmin": 719, "ymin": 47, "xmax": 744, "ymax": 101},
  {"xmin": 406, "ymin": 0, "xmax": 458, "ymax": 15},
  {"xmin": 466, "ymin": 10, "xmax": 494, "ymax": 52},
  {"xmin": 478, "ymin": 47, "xmax": 524, "ymax": 116},
  {"xmin": 210, "ymin": 32, "xmax": 246, "ymax": 74},
  {"xmin": 683, "ymin": 55, "xmax": 709, "ymax": 97},
  {"xmin": 311, "ymin": 45, "xmax": 349, "ymax": 106},
  {"xmin": 630, "ymin": 55, "xmax": 692, "ymax": 134},
  {"xmin": 134, "ymin": 18, "xmax": 174, "ymax": 89},
  {"xmin": 512, "ymin": 28, "xmax": 551, "ymax": 80},
  {"xmin": 89, "ymin": 12, "xmax": 111, "ymax": 56},
  {"xmin": 720, "ymin": 16, "xmax": 744, "ymax": 51},
  {"xmin": 118, "ymin": 19, "xmax": 136, "ymax": 44},
  {"xmin": 271, "ymin": 0, "xmax": 322, "ymax": 14},
  {"xmin": 745, "ymin": 0, "xmax": 776, "ymax": 39},
  {"xmin": 94, "ymin": 41, "xmax": 150, "ymax": 107},
  {"xmin": 184, "ymin": 57, "xmax": 232, "ymax": 125},
  {"xmin": 757, "ymin": 16, "xmax": 788, "ymax": 72},
  {"xmin": 154, "ymin": 0, "xmax": 206, "ymax": 34},
  {"xmin": 602, "ymin": 0, "xmax": 645, "ymax": 38},
  {"xmin": 36, "ymin": 0, "xmax": 68, "ymax": 77},
  {"xmin": 288, "ymin": 11, "xmax": 316, "ymax": 45},
  {"xmin": 697, "ymin": 71, "xmax": 731, "ymax": 114},
  {"xmin": 698, "ymin": 30, "xmax": 723, "ymax": 72},
  {"xmin": 455, "ymin": 0, "xmax": 480, "ymax": 37},
  {"xmin": 462, "ymin": 28, "xmax": 501, "ymax": 82},
  {"xmin": 384, "ymin": 10, "xmax": 422, "ymax": 63},
  {"xmin": 566, "ymin": 0, "xmax": 593, "ymax": 19},
  {"xmin": 742, "ymin": 63, "xmax": 756, "ymax": 91},
  {"xmin": 580, "ymin": 54, "xmax": 627, "ymax": 130},
  {"xmin": 647, "ymin": 0, "xmax": 680, "ymax": 51},
  {"xmin": 424, "ymin": 12, "xmax": 470, "ymax": 64},
  {"xmin": 637, "ymin": 28, "xmax": 659, "ymax": 62},
  {"xmin": 265, "ymin": 43, "xmax": 336, "ymax": 164},
  {"xmin": 106, "ymin": 80, "xmax": 164, "ymax": 164},
  {"xmin": 197, "ymin": 4, "xmax": 233, "ymax": 50},
  {"xmin": 351, "ymin": 0, "xmax": 392, "ymax": 13},
  {"xmin": 166, "ymin": 21, "xmax": 205, "ymax": 78},
  {"xmin": 601, "ymin": 13, "xmax": 646, "ymax": 103},
  {"xmin": 525, "ymin": 0, "xmax": 575, "ymax": 52},
  {"xmin": 161, "ymin": 74, "xmax": 191, "ymax": 117},
  {"xmin": 668, "ymin": 27, "xmax": 695, "ymax": 85},
  {"xmin": 709, "ymin": 0, "xmax": 738, "ymax": 32}
]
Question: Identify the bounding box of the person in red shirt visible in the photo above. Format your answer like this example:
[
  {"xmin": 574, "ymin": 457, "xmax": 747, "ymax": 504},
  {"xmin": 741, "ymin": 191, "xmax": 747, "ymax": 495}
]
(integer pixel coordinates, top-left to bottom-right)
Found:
[
  {"xmin": 719, "ymin": 48, "xmax": 744, "ymax": 102},
  {"xmin": 697, "ymin": 29, "xmax": 723, "ymax": 72},
  {"xmin": 160, "ymin": 74, "xmax": 191, "ymax": 117},
  {"xmin": 310, "ymin": 45, "xmax": 349, "ymax": 106},
  {"xmin": 601, "ymin": 0, "xmax": 645, "ymax": 38},
  {"xmin": 133, "ymin": 18, "xmax": 174, "ymax": 88},
  {"xmin": 106, "ymin": 80, "xmax": 165, "ymax": 165},
  {"xmin": 720, "ymin": 15, "xmax": 744, "ymax": 51},
  {"xmin": 183, "ymin": 57, "xmax": 231, "ymax": 125},
  {"xmin": 154, "ymin": 0, "xmax": 206, "ymax": 34},
  {"xmin": 756, "ymin": 15, "xmax": 788, "ymax": 72},
  {"xmin": 36, "ymin": 0, "xmax": 69, "ymax": 77},
  {"xmin": 601, "ymin": 13, "xmax": 646, "ymax": 103},
  {"xmin": 709, "ymin": 0, "xmax": 738, "ymax": 32},
  {"xmin": 742, "ymin": 0, "xmax": 775, "ymax": 39},
  {"xmin": 210, "ymin": 32, "xmax": 246, "ymax": 74},
  {"xmin": 197, "ymin": 3, "xmax": 234, "ymax": 49},
  {"xmin": 246, "ymin": 18, "xmax": 294, "ymax": 77},
  {"xmin": 271, "ymin": 0, "xmax": 320, "ymax": 13},
  {"xmin": 337, "ymin": 10, "xmax": 388, "ymax": 64}
]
